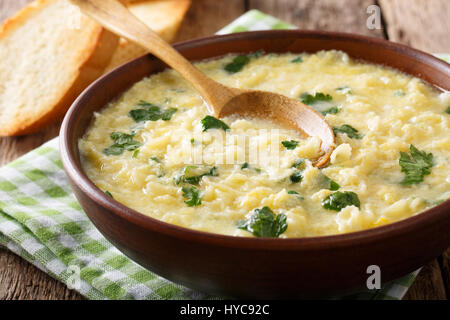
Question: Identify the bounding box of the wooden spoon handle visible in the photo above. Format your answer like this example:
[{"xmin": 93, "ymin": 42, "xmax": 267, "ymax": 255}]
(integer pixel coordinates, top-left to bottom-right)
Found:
[{"xmin": 70, "ymin": 0, "xmax": 235, "ymax": 115}]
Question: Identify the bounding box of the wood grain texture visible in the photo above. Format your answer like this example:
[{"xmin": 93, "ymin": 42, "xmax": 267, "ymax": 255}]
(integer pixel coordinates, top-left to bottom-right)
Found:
[
  {"xmin": 404, "ymin": 259, "xmax": 447, "ymax": 300},
  {"xmin": 0, "ymin": 247, "xmax": 82, "ymax": 300},
  {"xmin": 0, "ymin": 0, "xmax": 448, "ymax": 300},
  {"xmin": 379, "ymin": 0, "xmax": 450, "ymax": 52},
  {"xmin": 248, "ymin": 0, "xmax": 384, "ymax": 37},
  {"xmin": 174, "ymin": 0, "xmax": 246, "ymax": 41}
]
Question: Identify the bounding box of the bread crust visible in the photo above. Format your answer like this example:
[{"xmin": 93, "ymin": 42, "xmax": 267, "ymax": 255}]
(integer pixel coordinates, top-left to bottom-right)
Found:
[{"xmin": 0, "ymin": 0, "xmax": 119, "ymax": 136}]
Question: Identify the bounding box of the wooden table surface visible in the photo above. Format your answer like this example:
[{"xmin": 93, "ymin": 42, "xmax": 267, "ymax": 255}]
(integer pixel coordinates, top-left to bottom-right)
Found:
[{"xmin": 0, "ymin": 0, "xmax": 449, "ymax": 300}]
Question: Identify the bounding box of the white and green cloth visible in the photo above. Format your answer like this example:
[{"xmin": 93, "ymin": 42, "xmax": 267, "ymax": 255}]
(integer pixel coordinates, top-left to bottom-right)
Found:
[{"xmin": 0, "ymin": 9, "xmax": 445, "ymax": 300}]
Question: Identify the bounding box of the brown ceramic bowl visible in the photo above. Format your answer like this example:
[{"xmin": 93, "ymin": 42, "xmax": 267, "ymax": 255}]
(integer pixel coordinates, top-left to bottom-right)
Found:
[{"xmin": 60, "ymin": 30, "xmax": 450, "ymax": 299}]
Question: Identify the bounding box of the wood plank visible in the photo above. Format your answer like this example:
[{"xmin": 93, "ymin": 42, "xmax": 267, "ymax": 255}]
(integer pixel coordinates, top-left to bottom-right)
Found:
[
  {"xmin": 248, "ymin": 0, "xmax": 385, "ymax": 37},
  {"xmin": 404, "ymin": 259, "xmax": 447, "ymax": 300},
  {"xmin": 438, "ymin": 248, "xmax": 450, "ymax": 298},
  {"xmin": 0, "ymin": 247, "xmax": 83, "ymax": 300},
  {"xmin": 174, "ymin": 0, "xmax": 246, "ymax": 41},
  {"xmin": 379, "ymin": 0, "xmax": 450, "ymax": 52}
]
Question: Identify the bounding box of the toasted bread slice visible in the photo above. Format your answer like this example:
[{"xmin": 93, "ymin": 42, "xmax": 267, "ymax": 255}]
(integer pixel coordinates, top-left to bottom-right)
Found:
[
  {"xmin": 0, "ymin": 0, "xmax": 118, "ymax": 136},
  {"xmin": 103, "ymin": 0, "xmax": 191, "ymax": 73}
]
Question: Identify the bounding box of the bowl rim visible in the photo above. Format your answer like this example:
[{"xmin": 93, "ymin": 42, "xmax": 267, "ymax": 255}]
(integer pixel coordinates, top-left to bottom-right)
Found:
[{"xmin": 60, "ymin": 29, "xmax": 450, "ymax": 250}]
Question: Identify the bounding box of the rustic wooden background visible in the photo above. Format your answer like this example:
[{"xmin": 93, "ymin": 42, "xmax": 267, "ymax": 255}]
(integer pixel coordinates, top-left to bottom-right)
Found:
[{"xmin": 0, "ymin": 0, "xmax": 449, "ymax": 300}]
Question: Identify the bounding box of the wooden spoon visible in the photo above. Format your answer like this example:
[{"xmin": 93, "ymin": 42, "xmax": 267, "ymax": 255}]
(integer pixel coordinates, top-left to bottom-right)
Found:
[{"xmin": 70, "ymin": 0, "xmax": 335, "ymax": 167}]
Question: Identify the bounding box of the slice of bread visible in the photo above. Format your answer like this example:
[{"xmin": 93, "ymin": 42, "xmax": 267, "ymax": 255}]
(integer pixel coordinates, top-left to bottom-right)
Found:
[
  {"xmin": 103, "ymin": 0, "xmax": 191, "ymax": 73},
  {"xmin": 0, "ymin": 0, "xmax": 118, "ymax": 136}
]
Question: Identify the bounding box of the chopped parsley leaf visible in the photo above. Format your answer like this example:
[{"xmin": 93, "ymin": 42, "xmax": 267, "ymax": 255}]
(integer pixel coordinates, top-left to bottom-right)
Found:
[
  {"xmin": 105, "ymin": 191, "xmax": 113, "ymax": 198},
  {"xmin": 300, "ymin": 92, "xmax": 340, "ymax": 115},
  {"xmin": 445, "ymin": 106, "xmax": 450, "ymax": 114},
  {"xmin": 175, "ymin": 166, "xmax": 218, "ymax": 185},
  {"xmin": 336, "ymin": 85, "xmax": 352, "ymax": 94},
  {"xmin": 129, "ymin": 100, "xmax": 177, "ymax": 122},
  {"xmin": 321, "ymin": 106, "xmax": 341, "ymax": 115},
  {"xmin": 300, "ymin": 92, "xmax": 332, "ymax": 105},
  {"xmin": 290, "ymin": 56, "xmax": 303, "ymax": 63},
  {"xmin": 241, "ymin": 162, "xmax": 261, "ymax": 173},
  {"xmin": 290, "ymin": 171, "xmax": 303, "ymax": 183},
  {"xmin": 322, "ymin": 191, "xmax": 360, "ymax": 211},
  {"xmin": 333, "ymin": 124, "xmax": 363, "ymax": 139},
  {"xmin": 249, "ymin": 50, "xmax": 264, "ymax": 58},
  {"xmin": 201, "ymin": 115, "xmax": 230, "ymax": 131},
  {"xmin": 150, "ymin": 157, "xmax": 161, "ymax": 163},
  {"xmin": 237, "ymin": 206, "xmax": 287, "ymax": 238},
  {"xmin": 281, "ymin": 140, "xmax": 299, "ymax": 150},
  {"xmin": 103, "ymin": 132, "xmax": 141, "ymax": 156},
  {"xmin": 288, "ymin": 190, "xmax": 304, "ymax": 200},
  {"xmin": 224, "ymin": 55, "xmax": 251, "ymax": 73},
  {"xmin": 399, "ymin": 144, "xmax": 433, "ymax": 185},
  {"xmin": 292, "ymin": 159, "xmax": 306, "ymax": 170},
  {"xmin": 182, "ymin": 186, "xmax": 202, "ymax": 206},
  {"xmin": 223, "ymin": 51, "xmax": 262, "ymax": 73},
  {"xmin": 321, "ymin": 174, "xmax": 340, "ymax": 191}
]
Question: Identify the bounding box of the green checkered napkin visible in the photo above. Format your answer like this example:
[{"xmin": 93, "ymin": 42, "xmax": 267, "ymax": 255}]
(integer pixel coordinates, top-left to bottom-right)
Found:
[{"xmin": 2, "ymin": 9, "xmax": 445, "ymax": 300}]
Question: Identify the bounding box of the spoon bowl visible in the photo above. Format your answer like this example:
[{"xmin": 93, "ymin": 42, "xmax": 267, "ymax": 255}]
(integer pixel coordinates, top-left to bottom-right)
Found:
[
  {"xmin": 218, "ymin": 89, "xmax": 335, "ymax": 167},
  {"xmin": 69, "ymin": 0, "xmax": 335, "ymax": 166}
]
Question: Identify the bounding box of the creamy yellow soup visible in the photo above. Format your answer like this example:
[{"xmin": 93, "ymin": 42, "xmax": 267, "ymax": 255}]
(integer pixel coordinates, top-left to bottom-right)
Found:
[{"xmin": 79, "ymin": 51, "xmax": 450, "ymax": 238}]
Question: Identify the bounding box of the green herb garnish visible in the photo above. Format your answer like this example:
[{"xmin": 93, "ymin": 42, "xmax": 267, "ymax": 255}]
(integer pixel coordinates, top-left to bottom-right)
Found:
[
  {"xmin": 394, "ymin": 90, "xmax": 406, "ymax": 97},
  {"xmin": 321, "ymin": 106, "xmax": 341, "ymax": 115},
  {"xmin": 241, "ymin": 162, "xmax": 261, "ymax": 173},
  {"xmin": 224, "ymin": 55, "xmax": 251, "ymax": 73},
  {"xmin": 182, "ymin": 186, "xmax": 202, "ymax": 206},
  {"xmin": 322, "ymin": 191, "xmax": 360, "ymax": 211},
  {"xmin": 290, "ymin": 171, "xmax": 303, "ymax": 183},
  {"xmin": 321, "ymin": 174, "xmax": 340, "ymax": 191},
  {"xmin": 103, "ymin": 132, "xmax": 141, "ymax": 156},
  {"xmin": 105, "ymin": 191, "xmax": 113, "ymax": 198},
  {"xmin": 287, "ymin": 190, "xmax": 304, "ymax": 200},
  {"xmin": 237, "ymin": 206, "xmax": 287, "ymax": 238},
  {"xmin": 201, "ymin": 115, "xmax": 230, "ymax": 131},
  {"xmin": 150, "ymin": 157, "xmax": 161, "ymax": 163},
  {"xmin": 292, "ymin": 159, "xmax": 306, "ymax": 170},
  {"xmin": 175, "ymin": 166, "xmax": 218, "ymax": 185},
  {"xmin": 336, "ymin": 86, "xmax": 352, "ymax": 94},
  {"xmin": 290, "ymin": 56, "xmax": 303, "ymax": 63},
  {"xmin": 129, "ymin": 100, "xmax": 177, "ymax": 122},
  {"xmin": 300, "ymin": 92, "xmax": 339, "ymax": 115},
  {"xmin": 301, "ymin": 92, "xmax": 332, "ymax": 105},
  {"xmin": 132, "ymin": 150, "xmax": 140, "ymax": 158},
  {"xmin": 249, "ymin": 50, "xmax": 264, "ymax": 58},
  {"xmin": 399, "ymin": 145, "xmax": 433, "ymax": 185},
  {"xmin": 333, "ymin": 124, "xmax": 363, "ymax": 139},
  {"xmin": 282, "ymin": 140, "xmax": 299, "ymax": 150},
  {"xmin": 445, "ymin": 106, "xmax": 450, "ymax": 114}
]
